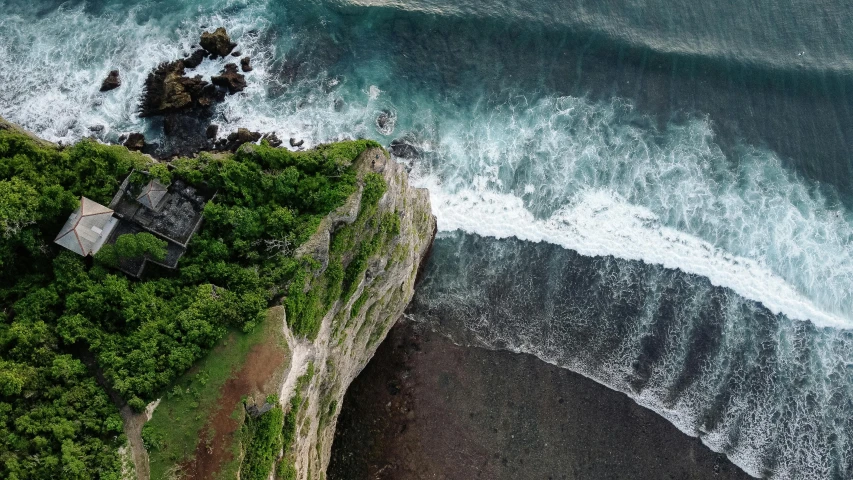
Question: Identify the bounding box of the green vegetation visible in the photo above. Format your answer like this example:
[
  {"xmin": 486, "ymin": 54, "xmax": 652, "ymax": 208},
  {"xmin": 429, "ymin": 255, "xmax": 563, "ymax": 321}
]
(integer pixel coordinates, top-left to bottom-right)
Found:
[
  {"xmin": 0, "ymin": 122, "xmax": 381, "ymax": 480},
  {"xmin": 330, "ymin": 172, "xmax": 390, "ymax": 303},
  {"xmin": 241, "ymin": 402, "xmax": 285, "ymax": 480},
  {"xmin": 273, "ymin": 367, "xmax": 312, "ymax": 479},
  {"xmin": 95, "ymin": 232, "xmax": 167, "ymax": 266},
  {"xmin": 144, "ymin": 308, "xmax": 288, "ymax": 480}
]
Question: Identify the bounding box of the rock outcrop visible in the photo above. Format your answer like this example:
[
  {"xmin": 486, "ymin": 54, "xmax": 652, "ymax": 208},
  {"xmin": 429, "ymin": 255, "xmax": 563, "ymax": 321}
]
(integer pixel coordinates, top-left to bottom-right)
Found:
[
  {"xmin": 139, "ymin": 60, "xmax": 221, "ymax": 117},
  {"xmin": 100, "ymin": 70, "xmax": 121, "ymax": 92},
  {"xmin": 275, "ymin": 147, "xmax": 435, "ymax": 479},
  {"xmin": 199, "ymin": 27, "xmax": 237, "ymax": 58},
  {"xmin": 389, "ymin": 137, "xmax": 422, "ymax": 159},
  {"xmin": 211, "ymin": 63, "xmax": 247, "ymax": 94},
  {"xmin": 123, "ymin": 133, "xmax": 145, "ymax": 151},
  {"xmin": 240, "ymin": 56, "xmax": 252, "ymax": 72},
  {"xmin": 213, "ymin": 127, "xmax": 261, "ymax": 151},
  {"xmin": 183, "ymin": 49, "xmax": 207, "ymax": 69}
]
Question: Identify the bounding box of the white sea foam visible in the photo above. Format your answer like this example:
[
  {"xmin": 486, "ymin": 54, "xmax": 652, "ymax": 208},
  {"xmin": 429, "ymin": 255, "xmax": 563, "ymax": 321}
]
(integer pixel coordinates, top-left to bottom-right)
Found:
[
  {"xmin": 403, "ymin": 95, "xmax": 853, "ymax": 330},
  {"xmin": 0, "ymin": 2, "xmax": 272, "ymax": 143},
  {"xmin": 420, "ymin": 179, "xmax": 851, "ymax": 328}
]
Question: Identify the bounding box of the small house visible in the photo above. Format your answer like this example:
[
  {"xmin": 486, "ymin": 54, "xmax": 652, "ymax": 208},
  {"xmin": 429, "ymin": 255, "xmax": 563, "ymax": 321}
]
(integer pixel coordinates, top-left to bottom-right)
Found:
[
  {"xmin": 53, "ymin": 197, "xmax": 117, "ymax": 256},
  {"xmin": 54, "ymin": 171, "xmax": 211, "ymax": 277}
]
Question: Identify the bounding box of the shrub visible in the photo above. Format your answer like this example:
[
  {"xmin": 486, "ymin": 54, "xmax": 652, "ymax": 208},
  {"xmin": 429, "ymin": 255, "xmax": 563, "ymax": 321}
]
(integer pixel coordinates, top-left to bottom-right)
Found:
[{"xmin": 240, "ymin": 407, "xmax": 285, "ymax": 480}]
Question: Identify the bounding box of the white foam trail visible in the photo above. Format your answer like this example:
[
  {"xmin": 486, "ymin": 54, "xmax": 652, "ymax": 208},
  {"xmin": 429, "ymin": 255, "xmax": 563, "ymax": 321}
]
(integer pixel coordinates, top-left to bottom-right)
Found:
[{"xmin": 419, "ymin": 177, "xmax": 851, "ymax": 329}]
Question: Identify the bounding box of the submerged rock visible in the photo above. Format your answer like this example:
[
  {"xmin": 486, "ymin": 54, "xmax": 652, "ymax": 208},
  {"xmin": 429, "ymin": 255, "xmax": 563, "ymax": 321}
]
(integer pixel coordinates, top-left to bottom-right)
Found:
[
  {"xmin": 158, "ymin": 112, "xmax": 215, "ymax": 158},
  {"xmin": 100, "ymin": 70, "xmax": 121, "ymax": 92},
  {"xmin": 389, "ymin": 138, "xmax": 421, "ymax": 159},
  {"xmin": 211, "ymin": 63, "xmax": 246, "ymax": 94},
  {"xmin": 200, "ymin": 27, "xmax": 237, "ymax": 58},
  {"xmin": 375, "ymin": 109, "xmax": 397, "ymax": 135}
]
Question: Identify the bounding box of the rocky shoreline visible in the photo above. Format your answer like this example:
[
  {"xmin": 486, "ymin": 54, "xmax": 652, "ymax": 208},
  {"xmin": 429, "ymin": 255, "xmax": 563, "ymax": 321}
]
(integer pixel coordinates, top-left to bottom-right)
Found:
[{"xmin": 94, "ymin": 27, "xmax": 293, "ymax": 159}]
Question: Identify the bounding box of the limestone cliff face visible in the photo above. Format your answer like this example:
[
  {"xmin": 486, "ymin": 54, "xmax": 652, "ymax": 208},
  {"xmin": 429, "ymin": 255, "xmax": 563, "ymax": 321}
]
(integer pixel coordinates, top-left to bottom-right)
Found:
[{"xmin": 278, "ymin": 147, "xmax": 435, "ymax": 479}]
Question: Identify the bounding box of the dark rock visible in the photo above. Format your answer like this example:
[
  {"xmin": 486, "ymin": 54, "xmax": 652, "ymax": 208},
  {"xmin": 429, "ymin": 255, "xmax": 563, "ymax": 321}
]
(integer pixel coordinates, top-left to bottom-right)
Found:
[
  {"xmin": 230, "ymin": 128, "xmax": 261, "ymax": 143},
  {"xmin": 200, "ymin": 83, "xmax": 226, "ymax": 106},
  {"xmin": 163, "ymin": 115, "xmax": 177, "ymax": 136},
  {"xmin": 389, "ymin": 138, "xmax": 422, "ymax": 159},
  {"xmin": 200, "ymin": 27, "xmax": 237, "ymax": 58},
  {"xmin": 240, "ymin": 56, "xmax": 252, "ymax": 72},
  {"xmin": 206, "ymin": 124, "xmax": 219, "ymax": 139},
  {"xmin": 140, "ymin": 142, "xmax": 160, "ymax": 157},
  {"xmin": 88, "ymin": 125, "xmax": 105, "ymax": 133},
  {"xmin": 231, "ymin": 51, "xmax": 242, "ymax": 57},
  {"xmin": 289, "ymin": 137, "xmax": 304, "ymax": 147},
  {"xmin": 377, "ymin": 111, "xmax": 391, "ymax": 129},
  {"xmin": 219, "ymin": 128, "xmax": 262, "ymax": 151},
  {"xmin": 375, "ymin": 109, "xmax": 397, "ymax": 135},
  {"xmin": 157, "ymin": 111, "xmax": 216, "ymax": 158},
  {"xmin": 124, "ymin": 132, "xmax": 145, "ymax": 151},
  {"xmin": 245, "ymin": 402, "xmax": 274, "ymax": 418},
  {"xmin": 178, "ymin": 75, "xmax": 208, "ymax": 99},
  {"xmin": 140, "ymin": 60, "xmax": 225, "ymax": 117},
  {"xmin": 211, "ymin": 63, "xmax": 247, "ymax": 94},
  {"xmin": 184, "ymin": 49, "xmax": 207, "ymax": 69},
  {"xmin": 140, "ymin": 60, "xmax": 193, "ymax": 116},
  {"xmin": 100, "ymin": 70, "xmax": 121, "ymax": 92},
  {"xmin": 262, "ymin": 132, "xmax": 283, "ymax": 147}
]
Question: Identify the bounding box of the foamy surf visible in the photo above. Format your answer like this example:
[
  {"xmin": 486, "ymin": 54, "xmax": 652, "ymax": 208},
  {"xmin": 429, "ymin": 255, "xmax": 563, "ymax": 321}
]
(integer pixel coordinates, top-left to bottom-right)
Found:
[{"xmin": 417, "ymin": 180, "xmax": 851, "ymax": 329}]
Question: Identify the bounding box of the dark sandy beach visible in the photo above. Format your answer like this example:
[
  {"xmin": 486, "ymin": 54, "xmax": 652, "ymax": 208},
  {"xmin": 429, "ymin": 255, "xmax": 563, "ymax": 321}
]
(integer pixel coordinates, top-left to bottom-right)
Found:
[{"xmin": 328, "ymin": 320, "xmax": 753, "ymax": 480}]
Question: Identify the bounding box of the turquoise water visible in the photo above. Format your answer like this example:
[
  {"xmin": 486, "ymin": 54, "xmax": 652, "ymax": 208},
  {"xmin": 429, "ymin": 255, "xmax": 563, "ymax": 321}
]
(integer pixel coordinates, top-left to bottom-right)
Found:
[{"xmin": 2, "ymin": 0, "xmax": 853, "ymax": 477}]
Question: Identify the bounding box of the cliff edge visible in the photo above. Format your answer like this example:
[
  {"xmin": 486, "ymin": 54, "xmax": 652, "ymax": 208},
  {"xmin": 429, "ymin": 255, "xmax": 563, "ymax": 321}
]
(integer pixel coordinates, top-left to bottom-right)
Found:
[{"xmin": 273, "ymin": 146, "xmax": 435, "ymax": 479}]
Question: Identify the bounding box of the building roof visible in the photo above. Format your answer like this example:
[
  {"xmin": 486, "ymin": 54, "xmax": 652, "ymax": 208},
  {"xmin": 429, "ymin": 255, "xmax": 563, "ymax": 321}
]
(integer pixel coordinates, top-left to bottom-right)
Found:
[
  {"xmin": 136, "ymin": 179, "xmax": 169, "ymax": 210},
  {"xmin": 54, "ymin": 197, "xmax": 115, "ymax": 256}
]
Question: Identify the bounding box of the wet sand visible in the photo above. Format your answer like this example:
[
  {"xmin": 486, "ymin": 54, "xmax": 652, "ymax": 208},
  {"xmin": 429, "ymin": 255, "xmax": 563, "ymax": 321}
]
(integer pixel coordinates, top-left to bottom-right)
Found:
[{"xmin": 328, "ymin": 320, "xmax": 753, "ymax": 480}]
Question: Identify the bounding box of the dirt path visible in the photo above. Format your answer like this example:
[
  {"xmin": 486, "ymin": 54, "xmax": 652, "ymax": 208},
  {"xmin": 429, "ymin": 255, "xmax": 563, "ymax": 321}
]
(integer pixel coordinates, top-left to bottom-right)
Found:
[{"xmin": 120, "ymin": 404, "xmax": 151, "ymax": 480}]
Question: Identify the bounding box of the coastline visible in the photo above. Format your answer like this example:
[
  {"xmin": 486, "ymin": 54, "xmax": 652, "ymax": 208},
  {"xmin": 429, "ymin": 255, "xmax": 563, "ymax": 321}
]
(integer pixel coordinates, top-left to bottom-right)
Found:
[{"xmin": 329, "ymin": 319, "xmax": 753, "ymax": 479}]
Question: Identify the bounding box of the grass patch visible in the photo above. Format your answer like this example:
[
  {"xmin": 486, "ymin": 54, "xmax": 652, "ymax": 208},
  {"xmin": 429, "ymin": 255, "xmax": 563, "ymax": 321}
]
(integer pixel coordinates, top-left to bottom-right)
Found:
[
  {"xmin": 145, "ymin": 307, "xmax": 288, "ymax": 480},
  {"xmin": 241, "ymin": 403, "xmax": 285, "ymax": 480}
]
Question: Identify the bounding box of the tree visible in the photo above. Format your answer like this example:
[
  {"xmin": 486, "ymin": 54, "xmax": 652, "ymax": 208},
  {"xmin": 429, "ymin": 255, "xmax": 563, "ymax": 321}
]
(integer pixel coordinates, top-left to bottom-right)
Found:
[
  {"xmin": 0, "ymin": 177, "xmax": 39, "ymax": 238},
  {"xmin": 96, "ymin": 232, "xmax": 167, "ymax": 266}
]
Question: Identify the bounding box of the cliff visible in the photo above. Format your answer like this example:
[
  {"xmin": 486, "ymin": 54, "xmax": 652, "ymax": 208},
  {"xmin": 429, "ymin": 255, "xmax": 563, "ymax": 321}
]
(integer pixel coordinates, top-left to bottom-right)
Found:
[
  {"xmin": 276, "ymin": 146, "xmax": 435, "ymax": 478},
  {"xmin": 0, "ymin": 112, "xmax": 433, "ymax": 479}
]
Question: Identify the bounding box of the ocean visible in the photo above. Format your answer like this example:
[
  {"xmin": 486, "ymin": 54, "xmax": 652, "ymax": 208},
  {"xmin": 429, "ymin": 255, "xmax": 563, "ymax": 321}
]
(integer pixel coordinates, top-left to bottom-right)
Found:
[{"xmin": 1, "ymin": 0, "xmax": 852, "ymax": 477}]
